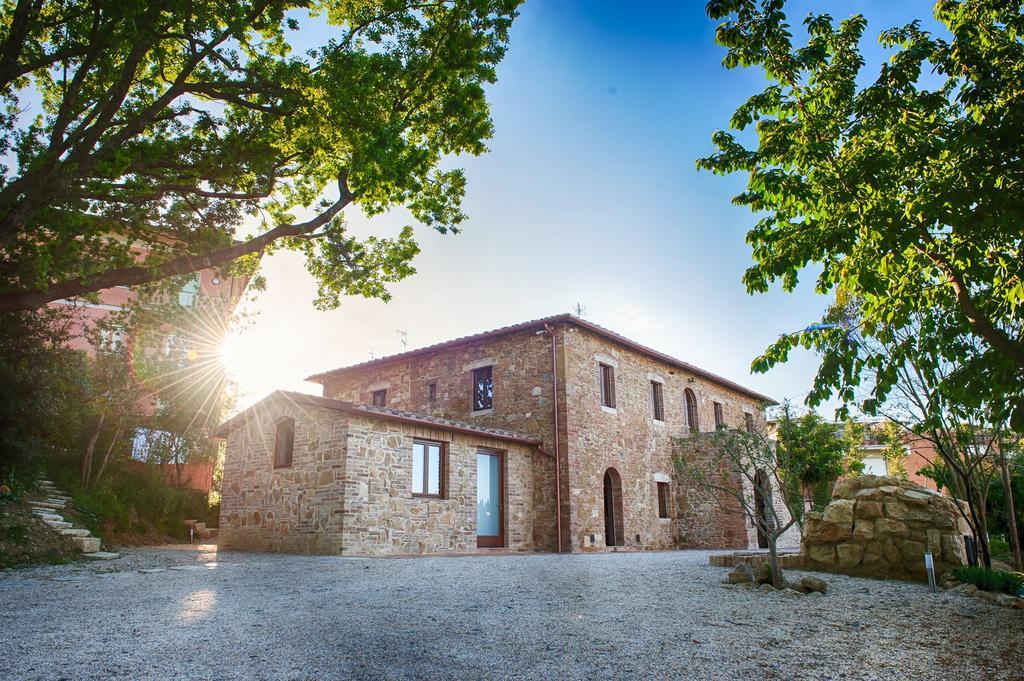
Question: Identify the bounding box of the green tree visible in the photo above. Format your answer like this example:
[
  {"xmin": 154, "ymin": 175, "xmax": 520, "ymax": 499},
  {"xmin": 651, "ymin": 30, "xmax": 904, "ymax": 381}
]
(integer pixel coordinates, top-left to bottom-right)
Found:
[
  {"xmin": 773, "ymin": 401, "xmax": 852, "ymax": 511},
  {"xmin": 991, "ymin": 439, "xmax": 1022, "ymax": 570},
  {"xmin": 877, "ymin": 420, "xmax": 910, "ymax": 479},
  {"xmin": 698, "ymin": 0, "xmax": 1024, "ymax": 421},
  {"xmin": 0, "ymin": 0, "xmax": 521, "ymax": 312},
  {"xmin": 0, "ymin": 309, "xmax": 91, "ymax": 477}
]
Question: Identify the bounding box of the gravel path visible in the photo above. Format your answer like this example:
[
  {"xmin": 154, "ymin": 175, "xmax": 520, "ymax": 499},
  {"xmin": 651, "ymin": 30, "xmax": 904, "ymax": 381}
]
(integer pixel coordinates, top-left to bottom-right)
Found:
[{"xmin": 1, "ymin": 546, "xmax": 1021, "ymax": 680}]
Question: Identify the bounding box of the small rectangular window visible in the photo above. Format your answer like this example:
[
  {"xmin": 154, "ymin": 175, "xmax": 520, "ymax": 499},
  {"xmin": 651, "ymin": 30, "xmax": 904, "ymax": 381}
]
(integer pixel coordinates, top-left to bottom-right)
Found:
[
  {"xmin": 274, "ymin": 418, "xmax": 295, "ymax": 468},
  {"xmin": 412, "ymin": 439, "xmax": 445, "ymax": 498},
  {"xmin": 427, "ymin": 382, "xmax": 437, "ymax": 402},
  {"xmin": 714, "ymin": 402, "xmax": 724, "ymax": 429},
  {"xmin": 657, "ymin": 481, "xmax": 670, "ymax": 519},
  {"xmin": 651, "ymin": 381, "xmax": 664, "ymax": 421},
  {"xmin": 372, "ymin": 389, "xmax": 387, "ymax": 407},
  {"xmin": 599, "ymin": 363, "xmax": 616, "ymax": 408},
  {"xmin": 473, "ymin": 366, "xmax": 493, "ymax": 411},
  {"xmin": 744, "ymin": 412, "xmax": 754, "ymax": 433}
]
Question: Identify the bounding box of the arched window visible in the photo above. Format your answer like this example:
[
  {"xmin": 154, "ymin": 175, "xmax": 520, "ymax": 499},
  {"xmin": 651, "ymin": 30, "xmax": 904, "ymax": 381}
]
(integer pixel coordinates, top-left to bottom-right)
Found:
[
  {"xmin": 684, "ymin": 388, "xmax": 699, "ymax": 433},
  {"xmin": 273, "ymin": 418, "xmax": 295, "ymax": 468}
]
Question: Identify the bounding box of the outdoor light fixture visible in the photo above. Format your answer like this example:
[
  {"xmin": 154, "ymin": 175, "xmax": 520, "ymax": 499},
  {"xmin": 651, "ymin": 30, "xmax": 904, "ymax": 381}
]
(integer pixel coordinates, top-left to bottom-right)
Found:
[{"xmin": 924, "ymin": 552, "xmax": 937, "ymax": 593}]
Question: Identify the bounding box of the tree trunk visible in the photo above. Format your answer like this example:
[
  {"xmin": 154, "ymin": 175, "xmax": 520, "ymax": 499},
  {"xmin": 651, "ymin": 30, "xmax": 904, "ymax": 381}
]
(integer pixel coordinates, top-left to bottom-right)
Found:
[
  {"xmin": 767, "ymin": 537, "xmax": 784, "ymax": 588},
  {"xmin": 965, "ymin": 483, "xmax": 992, "ymax": 569},
  {"xmin": 999, "ymin": 451, "xmax": 1022, "ymax": 571},
  {"xmin": 92, "ymin": 423, "xmax": 122, "ymax": 489},
  {"xmin": 81, "ymin": 410, "xmax": 105, "ymax": 488}
]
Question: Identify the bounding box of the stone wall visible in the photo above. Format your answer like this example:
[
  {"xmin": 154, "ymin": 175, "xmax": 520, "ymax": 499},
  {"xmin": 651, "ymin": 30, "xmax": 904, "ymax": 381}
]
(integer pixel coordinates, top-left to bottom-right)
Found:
[
  {"xmin": 667, "ymin": 434, "xmax": 778, "ymax": 550},
  {"xmin": 802, "ymin": 475, "xmax": 968, "ymax": 582},
  {"xmin": 219, "ymin": 396, "xmax": 349, "ymax": 554},
  {"xmin": 219, "ymin": 396, "xmax": 541, "ymax": 555},
  {"xmin": 320, "ymin": 326, "xmax": 560, "ymax": 552},
  {"xmin": 341, "ymin": 414, "xmax": 539, "ymax": 554},
  {"xmin": 562, "ymin": 325, "xmax": 761, "ymax": 551}
]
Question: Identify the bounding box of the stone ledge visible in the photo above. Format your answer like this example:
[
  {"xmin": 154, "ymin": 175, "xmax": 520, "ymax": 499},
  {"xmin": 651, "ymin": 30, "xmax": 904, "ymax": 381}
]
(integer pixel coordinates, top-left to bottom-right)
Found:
[{"xmin": 710, "ymin": 552, "xmax": 804, "ymax": 569}]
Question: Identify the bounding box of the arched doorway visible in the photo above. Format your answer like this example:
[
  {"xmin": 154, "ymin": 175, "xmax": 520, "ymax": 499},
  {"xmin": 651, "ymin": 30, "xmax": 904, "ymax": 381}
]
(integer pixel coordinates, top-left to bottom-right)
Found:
[
  {"xmin": 753, "ymin": 470, "xmax": 770, "ymax": 549},
  {"xmin": 603, "ymin": 468, "xmax": 624, "ymax": 547}
]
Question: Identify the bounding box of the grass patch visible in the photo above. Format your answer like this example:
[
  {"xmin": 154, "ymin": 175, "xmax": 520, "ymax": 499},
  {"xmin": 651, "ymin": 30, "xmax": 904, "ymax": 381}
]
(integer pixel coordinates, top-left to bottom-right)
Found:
[
  {"xmin": 989, "ymin": 537, "xmax": 1012, "ymax": 564},
  {"xmin": 953, "ymin": 566, "xmax": 1024, "ymax": 596}
]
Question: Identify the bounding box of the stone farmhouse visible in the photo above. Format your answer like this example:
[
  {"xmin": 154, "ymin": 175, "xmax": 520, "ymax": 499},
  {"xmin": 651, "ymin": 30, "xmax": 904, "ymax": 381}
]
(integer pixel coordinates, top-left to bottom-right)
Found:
[{"xmin": 216, "ymin": 313, "xmax": 782, "ymax": 555}]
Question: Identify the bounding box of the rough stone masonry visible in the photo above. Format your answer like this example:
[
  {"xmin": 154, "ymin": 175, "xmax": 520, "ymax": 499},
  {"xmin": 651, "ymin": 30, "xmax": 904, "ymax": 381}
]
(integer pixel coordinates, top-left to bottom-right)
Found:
[{"xmin": 802, "ymin": 475, "xmax": 969, "ymax": 581}]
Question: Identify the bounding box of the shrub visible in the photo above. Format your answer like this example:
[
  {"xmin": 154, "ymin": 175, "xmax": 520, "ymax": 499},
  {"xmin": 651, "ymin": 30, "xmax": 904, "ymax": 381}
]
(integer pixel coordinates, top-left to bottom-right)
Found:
[
  {"xmin": 46, "ymin": 455, "xmax": 217, "ymax": 542},
  {"xmin": 953, "ymin": 566, "xmax": 1024, "ymax": 595}
]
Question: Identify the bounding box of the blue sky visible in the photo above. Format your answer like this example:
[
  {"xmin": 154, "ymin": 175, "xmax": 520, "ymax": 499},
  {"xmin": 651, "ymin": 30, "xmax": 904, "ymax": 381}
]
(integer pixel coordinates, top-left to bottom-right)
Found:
[{"xmin": 224, "ymin": 1, "xmax": 945, "ymax": 415}]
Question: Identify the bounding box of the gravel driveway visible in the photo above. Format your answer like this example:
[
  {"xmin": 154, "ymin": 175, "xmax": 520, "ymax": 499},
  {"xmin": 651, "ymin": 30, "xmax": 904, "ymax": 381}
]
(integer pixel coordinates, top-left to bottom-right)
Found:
[{"xmin": 1, "ymin": 545, "xmax": 1021, "ymax": 680}]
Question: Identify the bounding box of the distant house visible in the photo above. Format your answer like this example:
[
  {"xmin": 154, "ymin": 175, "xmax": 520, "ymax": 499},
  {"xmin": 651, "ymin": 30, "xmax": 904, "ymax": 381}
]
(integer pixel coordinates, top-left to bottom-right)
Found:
[
  {"xmin": 215, "ymin": 313, "xmax": 790, "ymax": 555},
  {"xmin": 851, "ymin": 423, "xmax": 939, "ymax": 491}
]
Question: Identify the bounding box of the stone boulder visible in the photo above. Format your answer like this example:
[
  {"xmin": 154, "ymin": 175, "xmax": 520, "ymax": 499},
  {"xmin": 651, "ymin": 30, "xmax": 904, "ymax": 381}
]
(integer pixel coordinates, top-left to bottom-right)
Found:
[
  {"xmin": 725, "ymin": 562, "xmax": 755, "ymax": 584},
  {"xmin": 799, "ymin": 575, "xmax": 828, "ymax": 593},
  {"xmin": 802, "ymin": 475, "xmax": 969, "ymax": 582}
]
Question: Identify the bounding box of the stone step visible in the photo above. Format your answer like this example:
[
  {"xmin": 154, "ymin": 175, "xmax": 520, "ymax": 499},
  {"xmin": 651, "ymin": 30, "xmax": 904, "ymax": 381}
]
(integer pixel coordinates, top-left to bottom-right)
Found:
[
  {"xmin": 38, "ymin": 480, "xmax": 55, "ymax": 486},
  {"xmin": 33, "ymin": 510, "xmax": 63, "ymax": 519},
  {"xmin": 72, "ymin": 536, "xmax": 101, "ymax": 553},
  {"xmin": 32, "ymin": 502, "xmax": 65, "ymax": 510},
  {"xmin": 84, "ymin": 551, "xmax": 120, "ymax": 561},
  {"xmin": 60, "ymin": 528, "xmax": 91, "ymax": 537},
  {"xmin": 43, "ymin": 498, "xmax": 68, "ymax": 505},
  {"xmin": 45, "ymin": 520, "xmax": 73, "ymax": 530}
]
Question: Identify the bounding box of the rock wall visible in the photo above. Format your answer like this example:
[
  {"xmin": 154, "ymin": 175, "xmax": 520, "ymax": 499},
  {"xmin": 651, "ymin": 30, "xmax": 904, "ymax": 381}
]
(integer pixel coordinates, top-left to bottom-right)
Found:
[
  {"xmin": 802, "ymin": 475, "xmax": 968, "ymax": 582},
  {"xmin": 219, "ymin": 394, "xmax": 540, "ymax": 555},
  {"xmin": 341, "ymin": 414, "xmax": 539, "ymax": 554}
]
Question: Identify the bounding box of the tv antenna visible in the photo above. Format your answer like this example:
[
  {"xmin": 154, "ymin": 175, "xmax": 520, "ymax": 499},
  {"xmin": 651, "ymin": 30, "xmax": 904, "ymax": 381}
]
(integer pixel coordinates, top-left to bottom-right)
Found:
[
  {"xmin": 396, "ymin": 329, "xmax": 408, "ymax": 351},
  {"xmin": 368, "ymin": 346, "xmax": 375, "ymax": 360},
  {"xmin": 573, "ymin": 302, "xmax": 587, "ymax": 319}
]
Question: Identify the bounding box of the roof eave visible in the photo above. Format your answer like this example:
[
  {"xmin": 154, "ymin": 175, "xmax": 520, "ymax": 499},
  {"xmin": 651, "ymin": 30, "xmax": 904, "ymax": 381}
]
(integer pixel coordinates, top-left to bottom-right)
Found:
[{"xmin": 213, "ymin": 390, "xmax": 542, "ymax": 446}]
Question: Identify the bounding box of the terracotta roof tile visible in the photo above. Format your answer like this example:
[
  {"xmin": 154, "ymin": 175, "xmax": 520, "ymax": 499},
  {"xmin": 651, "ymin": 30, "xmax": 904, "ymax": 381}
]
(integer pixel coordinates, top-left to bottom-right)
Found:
[{"xmin": 214, "ymin": 390, "xmax": 544, "ymax": 447}]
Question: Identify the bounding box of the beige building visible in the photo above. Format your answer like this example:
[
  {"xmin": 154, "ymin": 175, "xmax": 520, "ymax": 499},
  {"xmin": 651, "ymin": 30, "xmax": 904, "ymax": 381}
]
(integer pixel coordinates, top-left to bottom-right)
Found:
[{"xmin": 216, "ymin": 314, "xmax": 776, "ymax": 555}]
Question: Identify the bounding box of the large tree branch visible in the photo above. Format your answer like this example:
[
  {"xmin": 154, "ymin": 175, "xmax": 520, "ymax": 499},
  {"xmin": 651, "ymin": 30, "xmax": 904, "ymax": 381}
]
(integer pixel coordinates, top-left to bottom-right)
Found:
[
  {"xmin": 0, "ymin": 173, "xmax": 352, "ymax": 312},
  {"xmin": 915, "ymin": 230, "xmax": 1024, "ymax": 370},
  {"xmin": 0, "ymin": 0, "xmax": 42, "ymax": 92}
]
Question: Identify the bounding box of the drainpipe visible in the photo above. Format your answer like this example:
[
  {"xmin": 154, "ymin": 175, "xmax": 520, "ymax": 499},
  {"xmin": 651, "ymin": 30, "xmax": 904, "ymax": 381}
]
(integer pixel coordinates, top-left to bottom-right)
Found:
[{"xmin": 542, "ymin": 323, "xmax": 563, "ymax": 554}]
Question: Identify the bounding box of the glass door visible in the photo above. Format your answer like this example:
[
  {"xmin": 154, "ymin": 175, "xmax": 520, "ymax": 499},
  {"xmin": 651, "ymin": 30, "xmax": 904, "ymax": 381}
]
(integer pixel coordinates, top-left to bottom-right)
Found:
[{"xmin": 476, "ymin": 450, "xmax": 504, "ymax": 548}]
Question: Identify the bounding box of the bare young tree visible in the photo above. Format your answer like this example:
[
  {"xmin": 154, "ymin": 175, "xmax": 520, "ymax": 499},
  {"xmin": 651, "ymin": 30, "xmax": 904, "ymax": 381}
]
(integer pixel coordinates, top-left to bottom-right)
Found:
[
  {"xmin": 674, "ymin": 423, "xmax": 801, "ymax": 588},
  {"xmin": 839, "ymin": 312, "xmax": 1010, "ymax": 570}
]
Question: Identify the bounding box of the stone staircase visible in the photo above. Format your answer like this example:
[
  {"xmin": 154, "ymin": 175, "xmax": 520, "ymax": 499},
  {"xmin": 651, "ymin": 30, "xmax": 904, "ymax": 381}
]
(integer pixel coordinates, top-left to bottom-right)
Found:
[
  {"xmin": 184, "ymin": 519, "xmax": 217, "ymax": 541},
  {"xmin": 32, "ymin": 480, "xmax": 119, "ymax": 561}
]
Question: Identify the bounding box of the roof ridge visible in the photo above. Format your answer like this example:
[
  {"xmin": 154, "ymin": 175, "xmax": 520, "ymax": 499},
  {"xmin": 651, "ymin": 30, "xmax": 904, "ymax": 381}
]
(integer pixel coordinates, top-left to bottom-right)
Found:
[{"xmin": 303, "ymin": 313, "xmax": 774, "ymax": 404}]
